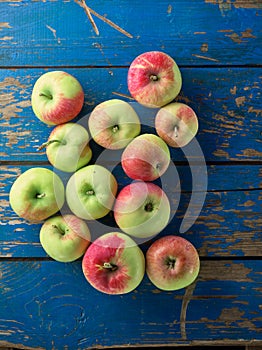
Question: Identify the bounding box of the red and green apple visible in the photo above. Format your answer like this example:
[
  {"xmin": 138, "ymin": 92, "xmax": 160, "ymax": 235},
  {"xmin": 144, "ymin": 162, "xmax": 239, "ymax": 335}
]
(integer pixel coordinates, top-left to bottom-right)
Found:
[
  {"xmin": 9, "ymin": 167, "xmax": 65, "ymax": 222},
  {"xmin": 121, "ymin": 133, "xmax": 170, "ymax": 181},
  {"xmin": 146, "ymin": 235, "xmax": 200, "ymax": 291},
  {"xmin": 88, "ymin": 99, "xmax": 141, "ymax": 149},
  {"xmin": 38, "ymin": 122, "xmax": 92, "ymax": 172},
  {"xmin": 127, "ymin": 51, "xmax": 182, "ymax": 108},
  {"xmin": 82, "ymin": 232, "xmax": 145, "ymax": 294},
  {"xmin": 31, "ymin": 71, "xmax": 84, "ymax": 125},
  {"xmin": 40, "ymin": 214, "xmax": 91, "ymax": 262},
  {"xmin": 114, "ymin": 182, "xmax": 170, "ymax": 239}
]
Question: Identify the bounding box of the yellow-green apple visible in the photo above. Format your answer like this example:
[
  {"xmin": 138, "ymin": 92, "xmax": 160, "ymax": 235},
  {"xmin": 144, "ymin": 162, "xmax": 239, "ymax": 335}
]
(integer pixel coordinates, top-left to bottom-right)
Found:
[
  {"xmin": 114, "ymin": 182, "xmax": 170, "ymax": 239},
  {"xmin": 127, "ymin": 51, "xmax": 182, "ymax": 108},
  {"xmin": 88, "ymin": 99, "xmax": 141, "ymax": 149},
  {"xmin": 38, "ymin": 123, "xmax": 92, "ymax": 172},
  {"xmin": 66, "ymin": 165, "xmax": 117, "ymax": 220},
  {"xmin": 82, "ymin": 232, "xmax": 145, "ymax": 294},
  {"xmin": 40, "ymin": 214, "xmax": 91, "ymax": 262},
  {"xmin": 121, "ymin": 133, "xmax": 170, "ymax": 181},
  {"xmin": 9, "ymin": 167, "xmax": 65, "ymax": 222},
  {"xmin": 155, "ymin": 102, "xmax": 199, "ymax": 148},
  {"xmin": 146, "ymin": 235, "xmax": 200, "ymax": 291},
  {"xmin": 31, "ymin": 71, "xmax": 84, "ymax": 125}
]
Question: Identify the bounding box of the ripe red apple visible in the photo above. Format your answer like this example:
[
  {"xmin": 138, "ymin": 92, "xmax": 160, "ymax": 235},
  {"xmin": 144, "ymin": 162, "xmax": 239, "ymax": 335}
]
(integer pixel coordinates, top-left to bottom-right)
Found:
[
  {"xmin": 82, "ymin": 232, "xmax": 145, "ymax": 294},
  {"xmin": 146, "ymin": 235, "xmax": 200, "ymax": 291},
  {"xmin": 88, "ymin": 99, "xmax": 141, "ymax": 149},
  {"xmin": 155, "ymin": 102, "xmax": 199, "ymax": 148},
  {"xmin": 127, "ymin": 51, "xmax": 182, "ymax": 108},
  {"xmin": 121, "ymin": 133, "xmax": 170, "ymax": 181},
  {"xmin": 114, "ymin": 182, "xmax": 170, "ymax": 239},
  {"xmin": 40, "ymin": 214, "xmax": 91, "ymax": 262},
  {"xmin": 31, "ymin": 71, "xmax": 84, "ymax": 125}
]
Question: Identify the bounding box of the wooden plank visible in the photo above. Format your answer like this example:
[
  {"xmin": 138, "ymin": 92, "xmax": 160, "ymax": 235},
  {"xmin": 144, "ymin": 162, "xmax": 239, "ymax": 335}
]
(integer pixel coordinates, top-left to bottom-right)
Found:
[
  {"xmin": 0, "ymin": 67, "xmax": 261, "ymax": 162},
  {"xmin": 0, "ymin": 1, "xmax": 261, "ymax": 66},
  {"xmin": 0, "ymin": 260, "xmax": 261, "ymax": 349},
  {"xmin": 0, "ymin": 165, "xmax": 261, "ymax": 258}
]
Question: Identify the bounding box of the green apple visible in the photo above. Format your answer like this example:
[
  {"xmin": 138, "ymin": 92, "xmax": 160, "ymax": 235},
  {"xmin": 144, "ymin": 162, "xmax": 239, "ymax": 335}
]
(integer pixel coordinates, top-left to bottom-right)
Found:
[
  {"xmin": 88, "ymin": 99, "xmax": 141, "ymax": 149},
  {"xmin": 31, "ymin": 71, "xmax": 84, "ymax": 125},
  {"xmin": 82, "ymin": 232, "xmax": 145, "ymax": 294},
  {"xmin": 9, "ymin": 167, "xmax": 65, "ymax": 222},
  {"xmin": 40, "ymin": 214, "xmax": 91, "ymax": 262},
  {"xmin": 66, "ymin": 165, "xmax": 118, "ymax": 220},
  {"xmin": 38, "ymin": 123, "xmax": 92, "ymax": 172}
]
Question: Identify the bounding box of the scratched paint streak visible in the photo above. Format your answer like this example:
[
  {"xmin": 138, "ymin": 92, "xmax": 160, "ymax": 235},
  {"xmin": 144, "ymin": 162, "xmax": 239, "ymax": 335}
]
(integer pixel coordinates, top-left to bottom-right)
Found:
[{"xmin": 180, "ymin": 281, "xmax": 197, "ymax": 340}]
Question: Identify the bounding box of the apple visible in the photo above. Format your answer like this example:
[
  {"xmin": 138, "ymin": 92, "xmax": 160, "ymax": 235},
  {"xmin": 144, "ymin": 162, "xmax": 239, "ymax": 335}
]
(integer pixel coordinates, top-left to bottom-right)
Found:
[
  {"xmin": 155, "ymin": 102, "xmax": 199, "ymax": 148},
  {"xmin": 38, "ymin": 122, "xmax": 92, "ymax": 172},
  {"xmin": 82, "ymin": 232, "xmax": 145, "ymax": 294},
  {"xmin": 146, "ymin": 235, "xmax": 200, "ymax": 291},
  {"xmin": 88, "ymin": 99, "xmax": 141, "ymax": 149},
  {"xmin": 31, "ymin": 71, "xmax": 84, "ymax": 125},
  {"xmin": 114, "ymin": 182, "xmax": 170, "ymax": 239},
  {"xmin": 121, "ymin": 133, "xmax": 170, "ymax": 181},
  {"xmin": 127, "ymin": 51, "xmax": 182, "ymax": 108},
  {"xmin": 66, "ymin": 164, "xmax": 118, "ymax": 220},
  {"xmin": 9, "ymin": 167, "xmax": 65, "ymax": 222},
  {"xmin": 40, "ymin": 214, "xmax": 91, "ymax": 262}
]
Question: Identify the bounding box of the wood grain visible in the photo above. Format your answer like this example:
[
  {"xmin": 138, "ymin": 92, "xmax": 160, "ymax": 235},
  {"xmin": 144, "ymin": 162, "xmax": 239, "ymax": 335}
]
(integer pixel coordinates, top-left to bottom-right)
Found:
[
  {"xmin": 0, "ymin": 260, "xmax": 261, "ymax": 349},
  {"xmin": 0, "ymin": 1, "xmax": 261, "ymax": 66},
  {"xmin": 0, "ymin": 67, "xmax": 261, "ymax": 162}
]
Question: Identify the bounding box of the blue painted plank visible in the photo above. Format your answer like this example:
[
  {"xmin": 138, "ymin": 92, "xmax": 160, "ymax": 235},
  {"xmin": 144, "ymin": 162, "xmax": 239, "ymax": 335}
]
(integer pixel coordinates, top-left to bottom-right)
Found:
[
  {"xmin": 0, "ymin": 67, "xmax": 261, "ymax": 162},
  {"xmin": 0, "ymin": 1, "xmax": 261, "ymax": 66},
  {"xmin": 0, "ymin": 260, "xmax": 261, "ymax": 349},
  {"xmin": 1, "ymin": 165, "xmax": 261, "ymax": 257}
]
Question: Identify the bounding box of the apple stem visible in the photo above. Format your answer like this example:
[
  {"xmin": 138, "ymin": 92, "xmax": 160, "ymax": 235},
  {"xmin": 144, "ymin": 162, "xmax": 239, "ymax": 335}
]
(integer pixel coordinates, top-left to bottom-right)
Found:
[
  {"xmin": 38, "ymin": 139, "xmax": 64, "ymax": 151},
  {"xmin": 36, "ymin": 193, "xmax": 46, "ymax": 199},
  {"xmin": 150, "ymin": 74, "xmax": 159, "ymax": 81},
  {"xmin": 103, "ymin": 262, "xmax": 118, "ymax": 271},
  {"xmin": 112, "ymin": 125, "xmax": 119, "ymax": 133},
  {"xmin": 86, "ymin": 189, "xmax": 95, "ymax": 196},
  {"xmin": 174, "ymin": 126, "xmax": 178, "ymax": 138},
  {"xmin": 39, "ymin": 92, "xmax": 53, "ymax": 100},
  {"xmin": 52, "ymin": 224, "xmax": 65, "ymax": 235}
]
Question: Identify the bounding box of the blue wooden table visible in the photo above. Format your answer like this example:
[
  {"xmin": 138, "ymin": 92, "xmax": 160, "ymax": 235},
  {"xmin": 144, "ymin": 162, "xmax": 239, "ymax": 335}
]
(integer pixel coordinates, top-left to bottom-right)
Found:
[{"xmin": 0, "ymin": 1, "xmax": 261, "ymax": 349}]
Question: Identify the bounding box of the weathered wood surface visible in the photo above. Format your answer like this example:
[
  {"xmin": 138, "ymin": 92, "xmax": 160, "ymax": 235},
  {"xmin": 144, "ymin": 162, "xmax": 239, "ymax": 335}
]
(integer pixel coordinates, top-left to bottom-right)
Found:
[
  {"xmin": 0, "ymin": 1, "xmax": 261, "ymax": 67},
  {"xmin": 0, "ymin": 0, "xmax": 261, "ymax": 348},
  {"xmin": 0, "ymin": 164, "xmax": 261, "ymax": 258},
  {"xmin": 0, "ymin": 260, "xmax": 261, "ymax": 349},
  {"xmin": 0, "ymin": 67, "xmax": 261, "ymax": 162}
]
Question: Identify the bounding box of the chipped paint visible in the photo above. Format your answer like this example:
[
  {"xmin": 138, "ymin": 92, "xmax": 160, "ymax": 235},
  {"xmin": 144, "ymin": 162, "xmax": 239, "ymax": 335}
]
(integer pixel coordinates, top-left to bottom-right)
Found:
[
  {"xmin": 235, "ymin": 96, "xmax": 246, "ymax": 107},
  {"xmin": 206, "ymin": 0, "xmax": 262, "ymax": 9},
  {"xmin": 0, "ymin": 22, "xmax": 12, "ymax": 30}
]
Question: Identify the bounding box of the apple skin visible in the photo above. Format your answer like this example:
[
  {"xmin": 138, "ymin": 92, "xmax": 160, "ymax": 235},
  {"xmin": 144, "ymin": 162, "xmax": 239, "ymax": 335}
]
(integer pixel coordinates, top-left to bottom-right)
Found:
[
  {"xmin": 146, "ymin": 235, "xmax": 200, "ymax": 291},
  {"xmin": 31, "ymin": 71, "xmax": 84, "ymax": 125},
  {"xmin": 66, "ymin": 165, "xmax": 118, "ymax": 220},
  {"xmin": 40, "ymin": 122, "xmax": 92, "ymax": 172},
  {"xmin": 88, "ymin": 99, "xmax": 141, "ymax": 149},
  {"xmin": 82, "ymin": 232, "xmax": 145, "ymax": 294},
  {"xmin": 9, "ymin": 167, "xmax": 65, "ymax": 222},
  {"xmin": 155, "ymin": 102, "xmax": 199, "ymax": 148},
  {"xmin": 121, "ymin": 133, "xmax": 170, "ymax": 181},
  {"xmin": 127, "ymin": 51, "xmax": 182, "ymax": 108},
  {"xmin": 40, "ymin": 214, "xmax": 91, "ymax": 262},
  {"xmin": 114, "ymin": 182, "xmax": 170, "ymax": 239}
]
